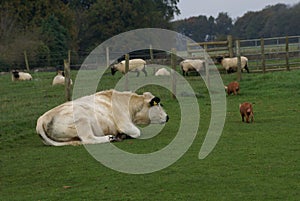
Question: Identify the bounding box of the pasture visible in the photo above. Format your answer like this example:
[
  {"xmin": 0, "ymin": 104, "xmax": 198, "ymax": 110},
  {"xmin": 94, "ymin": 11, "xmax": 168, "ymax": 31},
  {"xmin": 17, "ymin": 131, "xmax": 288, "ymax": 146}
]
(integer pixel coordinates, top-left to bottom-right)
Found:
[{"xmin": 1, "ymin": 69, "xmax": 299, "ymax": 200}]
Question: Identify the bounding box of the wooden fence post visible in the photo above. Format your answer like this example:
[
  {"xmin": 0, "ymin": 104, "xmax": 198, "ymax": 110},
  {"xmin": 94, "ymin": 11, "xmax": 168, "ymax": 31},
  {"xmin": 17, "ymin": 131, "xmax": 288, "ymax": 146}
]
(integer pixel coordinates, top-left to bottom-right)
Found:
[
  {"xmin": 106, "ymin": 47, "xmax": 110, "ymax": 68},
  {"xmin": 171, "ymin": 48, "xmax": 177, "ymax": 99},
  {"xmin": 24, "ymin": 50, "xmax": 30, "ymax": 71},
  {"xmin": 235, "ymin": 40, "xmax": 242, "ymax": 81},
  {"xmin": 227, "ymin": 35, "xmax": 234, "ymax": 58},
  {"xmin": 68, "ymin": 50, "xmax": 71, "ymax": 64},
  {"xmin": 204, "ymin": 44, "xmax": 210, "ymax": 88},
  {"xmin": 261, "ymin": 38, "xmax": 266, "ymax": 73},
  {"xmin": 187, "ymin": 40, "xmax": 192, "ymax": 58},
  {"xmin": 285, "ymin": 36, "xmax": 290, "ymax": 71},
  {"xmin": 64, "ymin": 59, "xmax": 71, "ymax": 101},
  {"xmin": 149, "ymin": 44, "xmax": 154, "ymax": 63},
  {"xmin": 124, "ymin": 54, "xmax": 129, "ymax": 91}
]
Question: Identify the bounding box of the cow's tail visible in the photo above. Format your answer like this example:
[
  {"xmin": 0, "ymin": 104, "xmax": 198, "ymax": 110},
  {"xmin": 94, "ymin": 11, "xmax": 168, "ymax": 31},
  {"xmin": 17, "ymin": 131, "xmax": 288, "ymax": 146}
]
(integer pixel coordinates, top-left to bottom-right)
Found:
[{"xmin": 36, "ymin": 118, "xmax": 81, "ymax": 146}]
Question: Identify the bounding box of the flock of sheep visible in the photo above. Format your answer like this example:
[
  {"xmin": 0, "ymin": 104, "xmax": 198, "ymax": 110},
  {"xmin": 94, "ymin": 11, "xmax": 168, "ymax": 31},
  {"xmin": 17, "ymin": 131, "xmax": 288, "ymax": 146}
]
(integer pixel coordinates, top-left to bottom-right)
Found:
[
  {"xmin": 109, "ymin": 56, "xmax": 254, "ymax": 123},
  {"xmin": 109, "ymin": 55, "xmax": 249, "ymax": 77},
  {"xmin": 10, "ymin": 55, "xmax": 254, "ymax": 123},
  {"xmin": 11, "ymin": 69, "xmax": 72, "ymax": 86}
]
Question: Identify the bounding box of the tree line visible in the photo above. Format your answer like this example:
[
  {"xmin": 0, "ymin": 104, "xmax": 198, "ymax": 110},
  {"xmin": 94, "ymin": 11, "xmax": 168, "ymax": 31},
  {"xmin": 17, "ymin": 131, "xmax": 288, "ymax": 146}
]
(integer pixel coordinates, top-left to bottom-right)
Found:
[
  {"xmin": 1, "ymin": 1, "xmax": 299, "ymax": 70},
  {"xmin": 172, "ymin": 3, "xmax": 300, "ymax": 42},
  {"xmin": 0, "ymin": 0, "xmax": 179, "ymax": 69}
]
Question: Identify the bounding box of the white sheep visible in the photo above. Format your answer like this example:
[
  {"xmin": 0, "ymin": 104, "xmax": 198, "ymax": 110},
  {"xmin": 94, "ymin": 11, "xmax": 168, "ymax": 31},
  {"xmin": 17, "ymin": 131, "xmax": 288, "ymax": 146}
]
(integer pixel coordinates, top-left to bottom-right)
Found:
[
  {"xmin": 155, "ymin": 68, "xmax": 170, "ymax": 76},
  {"xmin": 52, "ymin": 70, "xmax": 73, "ymax": 85},
  {"xmin": 180, "ymin": 59, "xmax": 205, "ymax": 76},
  {"xmin": 11, "ymin": 70, "xmax": 32, "ymax": 81},
  {"xmin": 216, "ymin": 56, "xmax": 249, "ymax": 74},
  {"xmin": 111, "ymin": 58, "xmax": 147, "ymax": 77}
]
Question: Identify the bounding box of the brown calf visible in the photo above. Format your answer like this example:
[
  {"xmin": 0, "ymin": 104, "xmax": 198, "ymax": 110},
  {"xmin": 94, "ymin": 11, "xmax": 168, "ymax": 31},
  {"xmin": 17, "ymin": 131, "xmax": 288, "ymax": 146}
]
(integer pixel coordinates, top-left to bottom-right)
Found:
[
  {"xmin": 239, "ymin": 102, "xmax": 254, "ymax": 123},
  {"xmin": 225, "ymin": 81, "xmax": 240, "ymax": 95}
]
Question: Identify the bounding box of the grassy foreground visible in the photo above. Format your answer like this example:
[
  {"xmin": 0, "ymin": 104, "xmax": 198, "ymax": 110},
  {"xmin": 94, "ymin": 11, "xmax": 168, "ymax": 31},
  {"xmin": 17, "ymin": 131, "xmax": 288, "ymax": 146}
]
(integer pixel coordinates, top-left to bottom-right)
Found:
[{"xmin": 1, "ymin": 69, "xmax": 299, "ymax": 200}]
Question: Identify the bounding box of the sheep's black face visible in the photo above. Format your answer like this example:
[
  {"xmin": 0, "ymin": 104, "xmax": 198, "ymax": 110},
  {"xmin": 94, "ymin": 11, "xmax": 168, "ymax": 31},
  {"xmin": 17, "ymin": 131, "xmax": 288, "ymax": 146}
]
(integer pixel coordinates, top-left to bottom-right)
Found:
[
  {"xmin": 216, "ymin": 56, "xmax": 223, "ymax": 64},
  {"xmin": 111, "ymin": 67, "xmax": 117, "ymax": 75},
  {"xmin": 12, "ymin": 71, "xmax": 19, "ymax": 78}
]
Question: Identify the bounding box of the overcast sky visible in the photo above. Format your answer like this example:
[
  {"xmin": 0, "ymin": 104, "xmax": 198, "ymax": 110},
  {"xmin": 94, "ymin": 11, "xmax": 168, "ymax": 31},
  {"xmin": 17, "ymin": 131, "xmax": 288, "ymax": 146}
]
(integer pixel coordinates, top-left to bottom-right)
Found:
[{"xmin": 174, "ymin": 0, "xmax": 300, "ymax": 20}]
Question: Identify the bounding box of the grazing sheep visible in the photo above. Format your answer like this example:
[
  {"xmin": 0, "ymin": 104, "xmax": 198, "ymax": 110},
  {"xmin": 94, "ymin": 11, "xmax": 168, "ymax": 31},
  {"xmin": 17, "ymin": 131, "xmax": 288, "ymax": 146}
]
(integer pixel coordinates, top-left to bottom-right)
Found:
[
  {"xmin": 225, "ymin": 81, "xmax": 240, "ymax": 95},
  {"xmin": 52, "ymin": 70, "xmax": 73, "ymax": 86},
  {"xmin": 11, "ymin": 70, "xmax": 32, "ymax": 81},
  {"xmin": 180, "ymin": 59, "xmax": 205, "ymax": 76},
  {"xmin": 111, "ymin": 58, "xmax": 147, "ymax": 77},
  {"xmin": 155, "ymin": 68, "xmax": 170, "ymax": 76},
  {"xmin": 239, "ymin": 102, "xmax": 254, "ymax": 123},
  {"xmin": 216, "ymin": 56, "xmax": 249, "ymax": 74}
]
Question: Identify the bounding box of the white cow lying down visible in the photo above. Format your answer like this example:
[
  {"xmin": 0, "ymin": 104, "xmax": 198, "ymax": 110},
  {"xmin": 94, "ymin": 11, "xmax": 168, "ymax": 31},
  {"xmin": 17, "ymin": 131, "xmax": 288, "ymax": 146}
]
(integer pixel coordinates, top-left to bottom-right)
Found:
[{"xmin": 36, "ymin": 89, "xmax": 169, "ymax": 146}]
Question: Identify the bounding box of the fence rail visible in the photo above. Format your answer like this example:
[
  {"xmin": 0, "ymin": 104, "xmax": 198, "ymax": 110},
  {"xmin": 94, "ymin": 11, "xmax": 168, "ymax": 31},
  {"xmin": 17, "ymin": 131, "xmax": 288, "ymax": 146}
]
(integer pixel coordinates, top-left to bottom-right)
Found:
[
  {"xmin": 186, "ymin": 35, "xmax": 300, "ymax": 73},
  {"xmin": 2, "ymin": 35, "xmax": 300, "ymax": 74}
]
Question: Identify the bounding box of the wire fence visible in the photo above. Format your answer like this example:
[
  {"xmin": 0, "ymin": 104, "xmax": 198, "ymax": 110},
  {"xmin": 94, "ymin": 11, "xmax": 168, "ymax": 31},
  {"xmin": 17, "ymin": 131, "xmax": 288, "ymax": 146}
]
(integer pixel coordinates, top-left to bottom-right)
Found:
[
  {"xmin": 1, "ymin": 35, "xmax": 300, "ymax": 73},
  {"xmin": 186, "ymin": 35, "xmax": 300, "ymax": 72}
]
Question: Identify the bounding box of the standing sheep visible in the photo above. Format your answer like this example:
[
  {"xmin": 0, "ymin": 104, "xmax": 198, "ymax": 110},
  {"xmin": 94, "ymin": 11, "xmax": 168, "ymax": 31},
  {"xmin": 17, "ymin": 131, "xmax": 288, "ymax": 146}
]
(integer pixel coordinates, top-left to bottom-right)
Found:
[
  {"xmin": 216, "ymin": 56, "xmax": 249, "ymax": 74},
  {"xmin": 11, "ymin": 70, "xmax": 32, "ymax": 81},
  {"xmin": 111, "ymin": 58, "xmax": 147, "ymax": 77},
  {"xmin": 180, "ymin": 59, "xmax": 205, "ymax": 76}
]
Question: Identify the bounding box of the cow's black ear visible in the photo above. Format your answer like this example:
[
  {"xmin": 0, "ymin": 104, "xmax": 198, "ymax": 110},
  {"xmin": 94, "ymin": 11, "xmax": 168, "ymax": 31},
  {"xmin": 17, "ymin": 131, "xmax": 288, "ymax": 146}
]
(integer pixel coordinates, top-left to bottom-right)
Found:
[{"xmin": 150, "ymin": 97, "xmax": 160, "ymax": 106}]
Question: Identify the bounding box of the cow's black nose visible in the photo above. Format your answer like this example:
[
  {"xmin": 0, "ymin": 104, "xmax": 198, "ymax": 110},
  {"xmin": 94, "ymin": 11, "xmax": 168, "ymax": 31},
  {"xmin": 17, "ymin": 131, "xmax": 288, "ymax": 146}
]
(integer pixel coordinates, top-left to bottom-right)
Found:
[{"xmin": 166, "ymin": 115, "xmax": 169, "ymax": 122}]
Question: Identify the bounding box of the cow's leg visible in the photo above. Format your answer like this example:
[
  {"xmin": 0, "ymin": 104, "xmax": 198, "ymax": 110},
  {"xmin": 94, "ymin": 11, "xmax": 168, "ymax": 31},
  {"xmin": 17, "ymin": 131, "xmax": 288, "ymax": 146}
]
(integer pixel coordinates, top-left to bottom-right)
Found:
[
  {"xmin": 121, "ymin": 123, "xmax": 141, "ymax": 138},
  {"xmin": 80, "ymin": 134, "xmax": 115, "ymax": 144},
  {"xmin": 76, "ymin": 120, "xmax": 115, "ymax": 144},
  {"xmin": 113, "ymin": 133, "xmax": 132, "ymax": 142}
]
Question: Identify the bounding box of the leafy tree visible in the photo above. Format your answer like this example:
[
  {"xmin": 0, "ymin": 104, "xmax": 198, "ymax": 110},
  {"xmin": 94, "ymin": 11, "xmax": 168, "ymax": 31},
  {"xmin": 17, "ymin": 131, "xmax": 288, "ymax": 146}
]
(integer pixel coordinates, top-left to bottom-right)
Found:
[
  {"xmin": 231, "ymin": 3, "xmax": 300, "ymax": 39},
  {"xmin": 0, "ymin": 0, "xmax": 181, "ymax": 69},
  {"xmin": 172, "ymin": 15, "xmax": 215, "ymax": 42},
  {"xmin": 172, "ymin": 2, "xmax": 300, "ymax": 42},
  {"xmin": 40, "ymin": 15, "xmax": 70, "ymax": 65},
  {"xmin": 79, "ymin": 0, "xmax": 180, "ymax": 51},
  {"xmin": 215, "ymin": 12, "xmax": 232, "ymax": 39}
]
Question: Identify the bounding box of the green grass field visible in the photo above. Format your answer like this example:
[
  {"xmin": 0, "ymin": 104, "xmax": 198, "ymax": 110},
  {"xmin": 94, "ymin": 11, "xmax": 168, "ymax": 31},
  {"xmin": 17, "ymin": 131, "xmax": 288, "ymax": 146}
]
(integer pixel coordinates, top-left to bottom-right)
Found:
[{"xmin": 1, "ymin": 69, "xmax": 299, "ymax": 200}]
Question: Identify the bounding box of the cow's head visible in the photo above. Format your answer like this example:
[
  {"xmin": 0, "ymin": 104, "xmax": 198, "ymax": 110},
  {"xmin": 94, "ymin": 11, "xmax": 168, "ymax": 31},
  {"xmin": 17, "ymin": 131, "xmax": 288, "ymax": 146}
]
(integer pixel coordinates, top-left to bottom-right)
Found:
[
  {"xmin": 132, "ymin": 92, "xmax": 169, "ymax": 125},
  {"xmin": 148, "ymin": 97, "xmax": 169, "ymax": 124}
]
